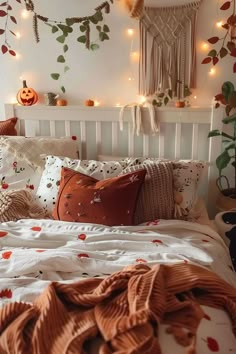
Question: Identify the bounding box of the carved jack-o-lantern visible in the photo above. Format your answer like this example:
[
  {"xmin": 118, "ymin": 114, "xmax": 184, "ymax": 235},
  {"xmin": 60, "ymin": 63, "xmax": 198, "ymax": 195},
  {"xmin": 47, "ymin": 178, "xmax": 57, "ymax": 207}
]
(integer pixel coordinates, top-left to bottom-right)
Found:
[{"xmin": 17, "ymin": 80, "xmax": 38, "ymax": 106}]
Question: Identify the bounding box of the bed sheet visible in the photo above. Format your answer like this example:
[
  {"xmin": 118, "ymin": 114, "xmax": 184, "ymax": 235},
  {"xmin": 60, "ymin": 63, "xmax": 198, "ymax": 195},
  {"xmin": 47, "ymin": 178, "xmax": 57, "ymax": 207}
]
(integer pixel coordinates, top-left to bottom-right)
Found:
[{"xmin": 0, "ymin": 218, "xmax": 235, "ymax": 353}]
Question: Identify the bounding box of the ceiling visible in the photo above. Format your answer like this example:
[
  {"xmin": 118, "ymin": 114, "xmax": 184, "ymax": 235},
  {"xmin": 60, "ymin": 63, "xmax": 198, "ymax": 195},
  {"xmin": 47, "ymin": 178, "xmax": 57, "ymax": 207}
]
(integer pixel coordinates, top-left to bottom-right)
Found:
[{"xmin": 145, "ymin": 0, "xmax": 197, "ymax": 6}]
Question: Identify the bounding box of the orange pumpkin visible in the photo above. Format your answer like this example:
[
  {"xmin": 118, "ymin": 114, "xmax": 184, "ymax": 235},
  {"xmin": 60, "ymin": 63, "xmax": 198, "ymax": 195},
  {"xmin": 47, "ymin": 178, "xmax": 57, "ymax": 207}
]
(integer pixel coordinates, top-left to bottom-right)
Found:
[
  {"xmin": 56, "ymin": 99, "xmax": 67, "ymax": 106},
  {"xmin": 17, "ymin": 80, "xmax": 38, "ymax": 106},
  {"xmin": 85, "ymin": 99, "xmax": 94, "ymax": 107}
]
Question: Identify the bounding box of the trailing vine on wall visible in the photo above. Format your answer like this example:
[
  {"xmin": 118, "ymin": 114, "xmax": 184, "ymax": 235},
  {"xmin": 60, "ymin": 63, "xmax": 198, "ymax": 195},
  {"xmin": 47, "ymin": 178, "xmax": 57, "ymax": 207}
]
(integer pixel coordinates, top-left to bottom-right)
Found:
[
  {"xmin": 202, "ymin": 0, "xmax": 236, "ymax": 73},
  {"xmin": 0, "ymin": 0, "xmax": 116, "ymax": 93}
]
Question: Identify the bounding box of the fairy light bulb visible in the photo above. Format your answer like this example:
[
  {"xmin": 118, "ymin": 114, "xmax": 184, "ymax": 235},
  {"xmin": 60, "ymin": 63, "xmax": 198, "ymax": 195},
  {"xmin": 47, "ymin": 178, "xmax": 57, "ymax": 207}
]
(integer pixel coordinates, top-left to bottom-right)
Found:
[
  {"xmin": 202, "ymin": 42, "xmax": 209, "ymax": 51},
  {"xmin": 94, "ymin": 100, "xmax": 100, "ymax": 107},
  {"xmin": 116, "ymin": 103, "xmax": 121, "ymax": 107},
  {"xmin": 16, "ymin": 32, "xmax": 21, "ymax": 39},
  {"xmin": 216, "ymin": 21, "xmax": 223, "ymax": 28},
  {"xmin": 127, "ymin": 28, "xmax": 134, "ymax": 37},
  {"xmin": 130, "ymin": 51, "xmax": 140, "ymax": 62},
  {"xmin": 21, "ymin": 9, "xmax": 30, "ymax": 19},
  {"xmin": 138, "ymin": 95, "xmax": 146, "ymax": 104},
  {"xmin": 209, "ymin": 68, "xmax": 216, "ymax": 76},
  {"xmin": 194, "ymin": 95, "xmax": 197, "ymax": 100}
]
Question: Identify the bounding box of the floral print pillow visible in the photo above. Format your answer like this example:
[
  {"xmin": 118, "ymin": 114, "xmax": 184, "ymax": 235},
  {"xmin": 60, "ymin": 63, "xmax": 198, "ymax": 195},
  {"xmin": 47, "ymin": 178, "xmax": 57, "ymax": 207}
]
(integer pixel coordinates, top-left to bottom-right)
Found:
[
  {"xmin": 0, "ymin": 136, "xmax": 79, "ymax": 194},
  {"xmin": 36, "ymin": 156, "xmax": 130, "ymax": 215}
]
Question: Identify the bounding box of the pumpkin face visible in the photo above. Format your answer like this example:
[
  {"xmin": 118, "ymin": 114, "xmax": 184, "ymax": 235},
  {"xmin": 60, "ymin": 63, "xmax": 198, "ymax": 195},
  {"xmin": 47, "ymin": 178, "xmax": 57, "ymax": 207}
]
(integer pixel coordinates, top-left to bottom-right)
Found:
[{"xmin": 17, "ymin": 80, "xmax": 38, "ymax": 106}]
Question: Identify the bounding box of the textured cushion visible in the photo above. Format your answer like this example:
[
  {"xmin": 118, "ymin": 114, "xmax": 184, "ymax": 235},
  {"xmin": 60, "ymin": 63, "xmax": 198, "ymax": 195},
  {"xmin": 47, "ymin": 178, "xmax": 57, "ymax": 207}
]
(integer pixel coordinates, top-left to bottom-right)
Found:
[
  {"xmin": 0, "ymin": 189, "xmax": 46, "ymax": 222},
  {"xmin": 52, "ymin": 167, "xmax": 146, "ymax": 226},
  {"xmin": 0, "ymin": 136, "xmax": 79, "ymax": 193},
  {"xmin": 120, "ymin": 162, "xmax": 174, "ymax": 224},
  {"xmin": 98, "ymin": 155, "xmax": 207, "ymax": 219},
  {"xmin": 36, "ymin": 156, "xmax": 130, "ymax": 215},
  {"xmin": 0, "ymin": 118, "xmax": 17, "ymax": 136}
]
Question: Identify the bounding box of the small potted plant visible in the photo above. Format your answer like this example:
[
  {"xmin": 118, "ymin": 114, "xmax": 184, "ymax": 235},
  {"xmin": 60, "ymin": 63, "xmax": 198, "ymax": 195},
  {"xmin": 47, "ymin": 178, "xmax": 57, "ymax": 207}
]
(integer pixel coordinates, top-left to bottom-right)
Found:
[
  {"xmin": 175, "ymin": 81, "xmax": 192, "ymax": 108},
  {"xmin": 208, "ymin": 81, "xmax": 236, "ymax": 210},
  {"xmin": 152, "ymin": 89, "xmax": 173, "ymax": 107}
]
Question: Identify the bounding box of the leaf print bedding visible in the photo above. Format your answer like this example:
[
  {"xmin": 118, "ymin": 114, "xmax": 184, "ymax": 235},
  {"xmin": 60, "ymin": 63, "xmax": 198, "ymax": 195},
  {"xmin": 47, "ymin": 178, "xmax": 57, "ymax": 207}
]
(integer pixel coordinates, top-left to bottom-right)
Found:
[{"xmin": 0, "ymin": 218, "xmax": 236, "ymax": 353}]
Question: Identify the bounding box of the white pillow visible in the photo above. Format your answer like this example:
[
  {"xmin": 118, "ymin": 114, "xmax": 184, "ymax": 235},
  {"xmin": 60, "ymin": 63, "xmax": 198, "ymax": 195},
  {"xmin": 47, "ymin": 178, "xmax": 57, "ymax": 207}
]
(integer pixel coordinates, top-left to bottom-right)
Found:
[
  {"xmin": 36, "ymin": 156, "xmax": 130, "ymax": 214},
  {"xmin": 0, "ymin": 136, "xmax": 79, "ymax": 193}
]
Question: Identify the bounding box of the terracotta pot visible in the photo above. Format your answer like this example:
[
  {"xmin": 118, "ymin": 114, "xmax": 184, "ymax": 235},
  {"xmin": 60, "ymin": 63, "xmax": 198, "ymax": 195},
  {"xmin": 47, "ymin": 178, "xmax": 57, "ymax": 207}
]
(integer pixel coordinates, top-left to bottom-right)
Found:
[
  {"xmin": 175, "ymin": 101, "xmax": 185, "ymax": 108},
  {"xmin": 216, "ymin": 189, "xmax": 236, "ymax": 211}
]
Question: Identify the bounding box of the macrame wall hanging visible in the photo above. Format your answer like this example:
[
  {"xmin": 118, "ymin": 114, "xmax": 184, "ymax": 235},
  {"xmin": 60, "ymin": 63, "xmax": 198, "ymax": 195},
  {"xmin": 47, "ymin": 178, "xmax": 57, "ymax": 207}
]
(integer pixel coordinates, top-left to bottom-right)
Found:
[{"xmin": 139, "ymin": 1, "xmax": 202, "ymax": 98}]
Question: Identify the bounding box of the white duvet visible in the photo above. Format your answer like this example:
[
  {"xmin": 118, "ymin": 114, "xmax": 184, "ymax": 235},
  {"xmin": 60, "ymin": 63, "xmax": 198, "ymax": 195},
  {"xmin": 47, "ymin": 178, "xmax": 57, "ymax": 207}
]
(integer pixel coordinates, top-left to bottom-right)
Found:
[{"xmin": 0, "ymin": 218, "xmax": 236, "ymax": 353}]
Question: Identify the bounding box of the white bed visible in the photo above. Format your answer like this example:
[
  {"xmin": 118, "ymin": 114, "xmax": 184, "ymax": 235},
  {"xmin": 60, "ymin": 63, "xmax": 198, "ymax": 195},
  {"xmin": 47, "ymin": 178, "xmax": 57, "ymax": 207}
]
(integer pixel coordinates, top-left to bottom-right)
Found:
[{"xmin": 0, "ymin": 103, "xmax": 235, "ymax": 354}]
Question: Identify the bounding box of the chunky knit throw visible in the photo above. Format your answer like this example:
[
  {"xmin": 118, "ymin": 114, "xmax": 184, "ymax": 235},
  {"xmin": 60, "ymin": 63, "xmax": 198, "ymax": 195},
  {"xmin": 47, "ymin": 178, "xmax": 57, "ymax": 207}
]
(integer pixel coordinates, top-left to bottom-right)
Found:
[
  {"xmin": 0, "ymin": 189, "xmax": 46, "ymax": 222},
  {"xmin": 0, "ymin": 263, "xmax": 236, "ymax": 354}
]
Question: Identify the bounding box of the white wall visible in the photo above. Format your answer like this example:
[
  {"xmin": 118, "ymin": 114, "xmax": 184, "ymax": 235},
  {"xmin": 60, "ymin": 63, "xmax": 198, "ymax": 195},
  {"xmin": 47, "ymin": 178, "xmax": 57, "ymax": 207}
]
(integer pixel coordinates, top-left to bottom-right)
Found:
[{"xmin": 0, "ymin": 0, "xmax": 235, "ymax": 113}]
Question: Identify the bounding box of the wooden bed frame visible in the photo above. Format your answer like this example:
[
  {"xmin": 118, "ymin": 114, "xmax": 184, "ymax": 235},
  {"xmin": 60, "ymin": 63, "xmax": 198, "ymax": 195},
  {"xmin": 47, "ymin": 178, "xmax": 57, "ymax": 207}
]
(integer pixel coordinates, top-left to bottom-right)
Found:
[{"xmin": 4, "ymin": 103, "xmax": 224, "ymax": 217}]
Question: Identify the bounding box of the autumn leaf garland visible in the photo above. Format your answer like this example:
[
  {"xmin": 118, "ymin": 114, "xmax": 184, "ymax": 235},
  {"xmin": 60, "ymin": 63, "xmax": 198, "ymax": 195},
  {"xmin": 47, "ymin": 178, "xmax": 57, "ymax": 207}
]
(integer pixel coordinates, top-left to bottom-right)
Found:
[
  {"xmin": 0, "ymin": 0, "xmax": 114, "ymax": 92},
  {"xmin": 202, "ymin": 0, "xmax": 236, "ymax": 73}
]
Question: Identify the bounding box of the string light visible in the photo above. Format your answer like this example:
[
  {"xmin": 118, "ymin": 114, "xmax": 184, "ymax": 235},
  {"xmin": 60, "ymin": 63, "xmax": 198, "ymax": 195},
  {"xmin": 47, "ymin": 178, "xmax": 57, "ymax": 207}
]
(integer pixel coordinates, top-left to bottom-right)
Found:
[
  {"xmin": 16, "ymin": 32, "xmax": 21, "ymax": 39},
  {"xmin": 94, "ymin": 100, "xmax": 101, "ymax": 107},
  {"xmin": 138, "ymin": 95, "xmax": 146, "ymax": 104},
  {"xmin": 115, "ymin": 103, "xmax": 121, "ymax": 107},
  {"xmin": 130, "ymin": 51, "xmax": 139, "ymax": 62},
  {"xmin": 21, "ymin": 9, "xmax": 30, "ymax": 19},
  {"xmin": 216, "ymin": 21, "xmax": 223, "ymax": 28},
  {"xmin": 209, "ymin": 68, "xmax": 216, "ymax": 76},
  {"xmin": 201, "ymin": 42, "xmax": 209, "ymax": 51},
  {"xmin": 194, "ymin": 95, "xmax": 197, "ymax": 100},
  {"xmin": 127, "ymin": 28, "xmax": 134, "ymax": 37}
]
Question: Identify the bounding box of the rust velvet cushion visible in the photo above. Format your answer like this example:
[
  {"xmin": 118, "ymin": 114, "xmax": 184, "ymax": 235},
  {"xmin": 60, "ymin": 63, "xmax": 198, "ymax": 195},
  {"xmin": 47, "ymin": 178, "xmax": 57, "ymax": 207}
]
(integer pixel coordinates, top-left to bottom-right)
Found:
[
  {"xmin": 0, "ymin": 118, "xmax": 17, "ymax": 136},
  {"xmin": 52, "ymin": 167, "xmax": 146, "ymax": 226}
]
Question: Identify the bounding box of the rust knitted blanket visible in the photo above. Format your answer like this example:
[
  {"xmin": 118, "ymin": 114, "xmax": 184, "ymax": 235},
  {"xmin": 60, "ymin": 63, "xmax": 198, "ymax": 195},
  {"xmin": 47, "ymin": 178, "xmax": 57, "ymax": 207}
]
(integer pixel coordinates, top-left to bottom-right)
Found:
[{"xmin": 0, "ymin": 263, "xmax": 236, "ymax": 354}]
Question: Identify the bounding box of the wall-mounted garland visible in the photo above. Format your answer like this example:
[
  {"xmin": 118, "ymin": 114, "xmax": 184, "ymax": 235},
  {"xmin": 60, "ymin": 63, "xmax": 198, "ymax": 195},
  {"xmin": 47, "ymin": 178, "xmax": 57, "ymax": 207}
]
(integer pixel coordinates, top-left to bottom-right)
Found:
[
  {"xmin": 0, "ymin": 0, "xmax": 117, "ymax": 92},
  {"xmin": 202, "ymin": 0, "xmax": 236, "ymax": 74}
]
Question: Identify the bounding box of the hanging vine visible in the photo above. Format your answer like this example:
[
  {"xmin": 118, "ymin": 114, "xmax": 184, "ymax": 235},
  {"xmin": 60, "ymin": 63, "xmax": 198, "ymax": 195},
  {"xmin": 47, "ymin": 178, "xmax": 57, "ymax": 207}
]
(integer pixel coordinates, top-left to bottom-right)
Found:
[{"xmin": 0, "ymin": 0, "xmax": 116, "ymax": 92}]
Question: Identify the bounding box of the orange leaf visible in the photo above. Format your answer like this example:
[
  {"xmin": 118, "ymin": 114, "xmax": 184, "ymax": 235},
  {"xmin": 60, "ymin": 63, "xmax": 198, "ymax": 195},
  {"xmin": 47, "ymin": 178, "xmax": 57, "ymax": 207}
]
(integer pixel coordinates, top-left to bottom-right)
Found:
[
  {"xmin": 0, "ymin": 231, "xmax": 8, "ymax": 238},
  {"xmin": 1, "ymin": 44, "xmax": 7, "ymax": 54},
  {"xmin": 0, "ymin": 289, "xmax": 12, "ymax": 298},
  {"xmin": 213, "ymin": 57, "xmax": 219, "ymax": 65}
]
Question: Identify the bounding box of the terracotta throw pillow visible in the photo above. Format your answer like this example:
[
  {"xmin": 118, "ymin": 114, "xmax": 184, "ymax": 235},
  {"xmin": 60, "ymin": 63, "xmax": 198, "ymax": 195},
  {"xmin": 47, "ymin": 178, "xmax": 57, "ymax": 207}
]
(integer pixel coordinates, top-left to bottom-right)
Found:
[
  {"xmin": 53, "ymin": 167, "xmax": 146, "ymax": 226},
  {"xmin": 0, "ymin": 117, "xmax": 17, "ymax": 136}
]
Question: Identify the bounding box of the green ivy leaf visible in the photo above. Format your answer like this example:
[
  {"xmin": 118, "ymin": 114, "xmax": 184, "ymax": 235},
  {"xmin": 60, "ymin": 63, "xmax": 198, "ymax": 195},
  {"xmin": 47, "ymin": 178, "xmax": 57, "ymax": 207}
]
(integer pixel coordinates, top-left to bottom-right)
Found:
[
  {"xmin": 168, "ymin": 89, "xmax": 173, "ymax": 99},
  {"xmin": 64, "ymin": 65, "xmax": 70, "ymax": 73},
  {"xmin": 94, "ymin": 11, "xmax": 103, "ymax": 22},
  {"xmin": 220, "ymin": 47, "xmax": 228, "ymax": 58},
  {"xmin": 232, "ymin": 161, "xmax": 236, "ymax": 168},
  {"xmin": 103, "ymin": 24, "xmax": 110, "ymax": 33},
  {"xmin": 222, "ymin": 113, "xmax": 236, "ymax": 124},
  {"xmin": 208, "ymin": 129, "xmax": 221, "ymax": 138},
  {"xmin": 77, "ymin": 35, "xmax": 86, "ymax": 43},
  {"xmin": 52, "ymin": 26, "xmax": 58, "ymax": 33},
  {"xmin": 66, "ymin": 18, "xmax": 76, "ymax": 26},
  {"xmin": 216, "ymin": 150, "xmax": 231, "ymax": 172},
  {"xmin": 208, "ymin": 49, "xmax": 217, "ymax": 57},
  {"xmin": 63, "ymin": 44, "xmax": 69, "ymax": 53},
  {"xmin": 96, "ymin": 25, "xmax": 102, "ymax": 32},
  {"xmin": 90, "ymin": 15, "xmax": 98, "ymax": 24},
  {"xmin": 57, "ymin": 55, "xmax": 65, "ymax": 63},
  {"xmin": 61, "ymin": 86, "xmax": 66, "ymax": 94},
  {"xmin": 56, "ymin": 34, "xmax": 66, "ymax": 43},
  {"xmin": 99, "ymin": 32, "xmax": 109, "ymax": 41},
  {"xmin": 51, "ymin": 73, "xmax": 60, "ymax": 80},
  {"xmin": 164, "ymin": 97, "xmax": 169, "ymax": 105},
  {"xmin": 90, "ymin": 43, "xmax": 100, "ymax": 51},
  {"xmin": 80, "ymin": 25, "xmax": 86, "ymax": 32}
]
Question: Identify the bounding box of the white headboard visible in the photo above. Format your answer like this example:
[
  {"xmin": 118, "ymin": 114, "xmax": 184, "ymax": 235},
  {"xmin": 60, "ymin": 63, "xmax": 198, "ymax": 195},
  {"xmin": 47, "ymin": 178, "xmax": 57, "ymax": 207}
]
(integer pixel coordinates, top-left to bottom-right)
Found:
[{"xmin": 4, "ymin": 103, "xmax": 224, "ymax": 217}]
